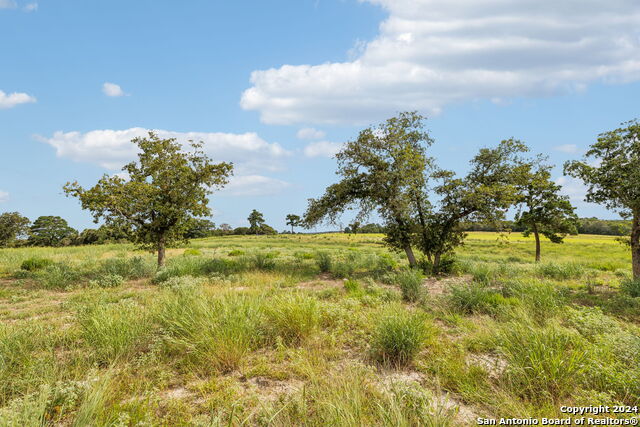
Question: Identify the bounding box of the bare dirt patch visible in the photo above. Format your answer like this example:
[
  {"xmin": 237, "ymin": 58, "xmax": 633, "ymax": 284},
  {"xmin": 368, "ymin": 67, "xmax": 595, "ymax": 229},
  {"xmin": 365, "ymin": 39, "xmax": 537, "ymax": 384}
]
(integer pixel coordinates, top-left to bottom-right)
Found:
[{"xmin": 424, "ymin": 274, "xmax": 472, "ymax": 296}]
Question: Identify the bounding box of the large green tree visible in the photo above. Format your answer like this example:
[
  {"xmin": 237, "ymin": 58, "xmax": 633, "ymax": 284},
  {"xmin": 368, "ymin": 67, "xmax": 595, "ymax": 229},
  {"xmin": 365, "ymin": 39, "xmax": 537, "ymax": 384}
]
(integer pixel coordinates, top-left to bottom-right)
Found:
[
  {"xmin": 28, "ymin": 216, "xmax": 77, "ymax": 247},
  {"xmin": 514, "ymin": 156, "xmax": 578, "ymax": 262},
  {"xmin": 64, "ymin": 132, "xmax": 233, "ymax": 268},
  {"xmin": 417, "ymin": 139, "xmax": 528, "ymax": 270},
  {"xmin": 0, "ymin": 212, "xmax": 30, "ymax": 247},
  {"xmin": 564, "ymin": 119, "xmax": 640, "ymax": 279},
  {"xmin": 304, "ymin": 112, "xmax": 433, "ymax": 266}
]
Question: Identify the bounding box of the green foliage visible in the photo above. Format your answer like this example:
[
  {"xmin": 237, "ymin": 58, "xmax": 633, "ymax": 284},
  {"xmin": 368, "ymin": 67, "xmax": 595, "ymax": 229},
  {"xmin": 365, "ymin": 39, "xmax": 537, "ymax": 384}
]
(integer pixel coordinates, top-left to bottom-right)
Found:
[
  {"xmin": 28, "ymin": 216, "xmax": 77, "ymax": 247},
  {"xmin": 395, "ymin": 269, "xmax": 424, "ymax": 302},
  {"xmin": 620, "ymin": 278, "xmax": 640, "ymax": 298},
  {"xmin": 228, "ymin": 249, "xmax": 244, "ymax": 257},
  {"xmin": 0, "ymin": 212, "xmax": 30, "ymax": 248},
  {"xmin": 247, "ymin": 209, "xmax": 265, "ymax": 234},
  {"xmin": 535, "ymin": 262, "xmax": 584, "ymax": 280},
  {"xmin": 448, "ymin": 283, "xmax": 517, "ymax": 315},
  {"xmin": 343, "ymin": 278, "xmax": 362, "ymax": 294},
  {"xmin": 99, "ymin": 256, "xmax": 154, "ymax": 280},
  {"xmin": 316, "ymin": 252, "xmax": 332, "ymax": 273},
  {"xmin": 20, "ymin": 257, "xmax": 53, "ymax": 271},
  {"xmin": 370, "ymin": 307, "xmax": 432, "ymax": 366},
  {"xmin": 285, "ymin": 214, "xmax": 302, "ymax": 233},
  {"xmin": 35, "ymin": 262, "xmax": 82, "ymax": 290},
  {"xmin": 250, "ymin": 252, "xmax": 277, "ymax": 271},
  {"xmin": 89, "ymin": 274, "xmax": 124, "ymax": 288},
  {"xmin": 64, "ymin": 132, "xmax": 233, "ymax": 267},
  {"xmin": 264, "ymin": 294, "xmax": 321, "ymax": 345},
  {"xmin": 182, "ymin": 248, "xmax": 202, "ymax": 256}
]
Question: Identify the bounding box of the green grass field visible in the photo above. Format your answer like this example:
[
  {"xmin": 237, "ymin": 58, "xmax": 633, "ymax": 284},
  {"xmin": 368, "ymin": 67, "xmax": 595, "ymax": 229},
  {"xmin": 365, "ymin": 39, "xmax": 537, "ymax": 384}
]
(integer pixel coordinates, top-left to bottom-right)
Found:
[{"xmin": 0, "ymin": 232, "xmax": 638, "ymax": 425}]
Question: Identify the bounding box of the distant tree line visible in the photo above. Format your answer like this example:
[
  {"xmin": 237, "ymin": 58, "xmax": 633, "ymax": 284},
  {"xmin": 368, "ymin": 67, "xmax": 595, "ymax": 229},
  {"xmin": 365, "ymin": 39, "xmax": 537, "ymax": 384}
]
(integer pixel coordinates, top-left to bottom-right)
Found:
[{"xmin": 464, "ymin": 218, "xmax": 631, "ymax": 236}]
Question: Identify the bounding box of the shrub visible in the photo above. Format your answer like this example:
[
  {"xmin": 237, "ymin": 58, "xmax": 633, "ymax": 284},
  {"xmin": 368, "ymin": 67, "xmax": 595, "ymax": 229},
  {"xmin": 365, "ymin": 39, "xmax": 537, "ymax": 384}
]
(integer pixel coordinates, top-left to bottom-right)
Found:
[
  {"xmin": 370, "ymin": 307, "xmax": 432, "ymax": 366},
  {"xmin": 264, "ymin": 294, "xmax": 321, "ymax": 345},
  {"xmin": 89, "ymin": 274, "xmax": 124, "ymax": 289},
  {"xmin": 36, "ymin": 263, "xmax": 82, "ymax": 290},
  {"xmin": 419, "ymin": 255, "xmax": 459, "ymax": 276},
  {"xmin": 332, "ymin": 261, "xmax": 356, "ymax": 279},
  {"xmin": 20, "ymin": 257, "xmax": 53, "ymax": 271},
  {"xmin": 620, "ymin": 278, "xmax": 640, "ymax": 298},
  {"xmin": 316, "ymin": 252, "xmax": 332, "ymax": 273},
  {"xmin": 183, "ymin": 248, "xmax": 202, "ymax": 256},
  {"xmin": 395, "ymin": 269, "xmax": 424, "ymax": 303}
]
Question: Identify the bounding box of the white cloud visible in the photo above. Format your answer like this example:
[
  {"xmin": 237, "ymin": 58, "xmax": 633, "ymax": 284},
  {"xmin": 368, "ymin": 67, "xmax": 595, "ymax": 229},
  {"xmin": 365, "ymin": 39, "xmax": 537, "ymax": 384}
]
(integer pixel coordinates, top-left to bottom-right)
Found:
[
  {"xmin": 23, "ymin": 3, "xmax": 38, "ymax": 12},
  {"xmin": 219, "ymin": 175, "xmax": 291, "ymax": 197},
  {"xmin": 39, "ymin": 128, "xmax": 291, "ymax": 173},
  {"xmin": 554, "ymin": 144, "xmax": 580, "ymax": 154},
  {"xmin": 102, "ymin": 82, "xmax": 126, "ymax": 97},
  {"xmin": 296, "ymin": 127, "xmax": 326, "ymax": 140},
  {"xmin": 0, "ymin": 90, "xmax": 36, "ymax": 109},
  {"xmin": 0, "ymin": 190, "xmax": 8, "ymax": 203},
  {"xmin": 303, "ymin": 141, "xmax": 344, "ymax": 158},
  {"xmin": 241, "ymin": 0, "xmax": 640, "ymax": 125},
  {"xmin": 556, "ymin": 176, "xmax": 588, "ymax": 203},
  {"xmin": 0, "ymin": 0, "xmax": 16, "ymax": 9}
]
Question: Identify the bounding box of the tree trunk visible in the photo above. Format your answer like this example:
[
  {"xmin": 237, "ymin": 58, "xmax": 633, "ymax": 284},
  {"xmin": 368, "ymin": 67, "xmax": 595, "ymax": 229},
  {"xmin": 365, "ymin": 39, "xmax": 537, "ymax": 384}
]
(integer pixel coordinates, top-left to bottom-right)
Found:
[
  {"xmin": 291, "ymin": 225, "xmax": 294, "ymax": 234},
  {"xmin": 157, "ymin": 235, "xmax": 166, "ymax": 269},
  {"xmin": 433, "ymin": 252, "xmax": 442, "ymax": 271},
  {"xmin": 404, "ymin": 246, "xmax": 417, "ymax": 268},
  {"xmin": 632, "ymin": 209, "xmax": 640, "ymax": 280},
  {"xmin": 533, "ymin": 224, "xmax": 541, "ymax": 263}
]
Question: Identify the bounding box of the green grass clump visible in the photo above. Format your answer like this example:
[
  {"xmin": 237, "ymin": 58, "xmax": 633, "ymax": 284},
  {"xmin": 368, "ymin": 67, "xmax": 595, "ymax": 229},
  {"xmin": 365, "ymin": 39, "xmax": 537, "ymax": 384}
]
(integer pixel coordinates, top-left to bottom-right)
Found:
[
  {"xmin": 77, "ymin": 299, "xmax": 152, "ymax": 363},
  {"xmin": 99, "ymin": 256, "xmax": 154, "ymax": 280},
  {"xmin": 264, "ymin": 294, "xmax": 321, "ymax": 346},
  {"xmin": 20, "ymin": 257, "xmax": 54, "ymax": 271},
  {"xmin": 448, "ymin": 283, "xmax": 517, "ymax": 315},
  {"xmin": 228, "ymin": 249, "xmax": 245, "ymax": 257},
  {"xmin": 370, "ymin": 307, "xmax": 432, "ymax": 366},
  {"xmin": 395, "ymin": 269, "xmax": 424, "ymax": 303},
  {"xmin": 535, "ymin": 262, "xmax": 584, "ymax": 280},
  {"xmin": 620, "ymin": 278, "xmax": 640, "ymax": 298},
  {"xmin": 183, "ymin": 248, "xmax": 202, "ymax": 256},
  {"xmin": 250, "ymin": 252, "xmax": 277, "ymax": 271},
  {"xmin": 343, "ymin": 278, "xmax": 362, "ymax": 294},
  {"xmin": 497, "ymin": 322, "xmax": 588, "ymax": 401},
  {"xmin": 36, "ymin": 263, "xmax": 82, "ymax": 290}
]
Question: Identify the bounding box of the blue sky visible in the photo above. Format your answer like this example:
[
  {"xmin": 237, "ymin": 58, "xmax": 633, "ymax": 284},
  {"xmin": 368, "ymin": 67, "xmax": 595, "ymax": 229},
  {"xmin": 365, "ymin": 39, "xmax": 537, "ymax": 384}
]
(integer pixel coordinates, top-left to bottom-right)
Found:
[{"xmin": 1, "ymin": 0, "xmax": 639, "ymax": 231}]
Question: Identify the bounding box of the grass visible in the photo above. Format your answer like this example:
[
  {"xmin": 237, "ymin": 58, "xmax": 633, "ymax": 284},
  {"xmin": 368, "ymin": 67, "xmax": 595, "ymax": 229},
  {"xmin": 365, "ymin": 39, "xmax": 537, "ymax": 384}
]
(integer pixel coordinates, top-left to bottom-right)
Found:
[{"xmin": 0, "ymin": 232, "xmax": 638, "ymax": 423}]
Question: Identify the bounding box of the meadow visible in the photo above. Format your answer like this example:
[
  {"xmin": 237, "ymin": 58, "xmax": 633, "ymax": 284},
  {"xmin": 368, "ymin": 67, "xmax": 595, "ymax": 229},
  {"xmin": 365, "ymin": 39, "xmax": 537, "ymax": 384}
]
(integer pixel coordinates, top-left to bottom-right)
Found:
[{"xmin": 0, "ymin": 232, "xmax": 639, "ymax": 426}]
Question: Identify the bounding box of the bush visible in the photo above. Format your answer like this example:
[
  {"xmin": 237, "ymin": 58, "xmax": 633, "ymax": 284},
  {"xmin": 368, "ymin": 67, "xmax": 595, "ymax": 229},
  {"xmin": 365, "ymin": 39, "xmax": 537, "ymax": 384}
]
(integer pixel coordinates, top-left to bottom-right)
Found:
[
  {"xmin": 395, "ymin": 269, "xmax": 424, "ymax": 303},
  {"xmin": 419, "ymin": 255, "xmax": 459, "ymax": 276},
  {"xmin": 332, "ymin": 261, "xmax": 356, "ymax": 279},
  {"xmin": 620, "ymin": 278, "xmax": 640, "ymax": 298},
  {"xmin": 264, "ymin": 294, "xmax": 321, "ymax": 345},
  {"xmin": 89, "ymin": 274, "xmax": 124, "ymax": 289},
  {"xmin": 20, "ymin": 257, "xmax": 54, "ymax": 271},
  {"xmin": 316, "ymin": 252, "xmax": 332, "ymax": 273},
  {"xmin": 370, "ymin": 307, "xmax": 432, "ymax": 366}
]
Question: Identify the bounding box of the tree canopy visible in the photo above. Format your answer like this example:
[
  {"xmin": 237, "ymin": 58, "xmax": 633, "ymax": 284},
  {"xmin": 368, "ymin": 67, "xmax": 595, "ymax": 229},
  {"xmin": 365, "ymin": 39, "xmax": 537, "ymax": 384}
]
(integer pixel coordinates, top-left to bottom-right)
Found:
[
  {"xmin": 0, "ymin": 212, "xmax": 30, "ymax": 247},
  {"xmin": 64, "ymin": 132, "xmax": 233, "ymax": 267},
  {"xmin": 564, "ymin": 119, "xmax": 640, "ymax": 278},
  {"xmin": 28, "ymin": 216, "xmax": 77, "ymax": 247}
]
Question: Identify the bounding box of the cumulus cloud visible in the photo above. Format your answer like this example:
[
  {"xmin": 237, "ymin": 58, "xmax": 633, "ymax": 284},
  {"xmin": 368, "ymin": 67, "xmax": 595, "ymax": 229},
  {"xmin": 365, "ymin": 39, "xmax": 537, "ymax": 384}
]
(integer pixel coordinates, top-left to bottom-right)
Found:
[
  {"xmin": 296, "ymin": 127, "xmax": 326, "ymax": 140},
  {"xmin": 23, "ymin": 3, "xmax": 37, "ymax": 12},
  {"xmin": 0, "ymin": 190, "xmax": 8, "ymax": 203},
  {"xmin": 39, "ymin": 128, "xmax": 291, "ymax": 174},
  {"xmin": 0, "ymin": 90, "xmax": 36, "ymax": 109},
  {"xmin": 241, "ymin": 0, "xmax": 640, "ymax": 125},
  {"xmin": 303, "ymin": 141, "xmax": 344, "ymax": 158},
  {"xmin": 556, "ymin": 176, "xmax": 589, "ymax": 203},
  {"xmin": 102, "ymin": 82, "xmax": 126, "ymax": 97},
  {"xmin": 219, "ymin": 175, "xmax": 292, "ymax": 197},
  {"xmin": 0, "ymin": 0, "xmax": 16, "ymax": 9},
  {"xmin": 554, "ymin": 144, "xmax": 580, "ymax": 154}
]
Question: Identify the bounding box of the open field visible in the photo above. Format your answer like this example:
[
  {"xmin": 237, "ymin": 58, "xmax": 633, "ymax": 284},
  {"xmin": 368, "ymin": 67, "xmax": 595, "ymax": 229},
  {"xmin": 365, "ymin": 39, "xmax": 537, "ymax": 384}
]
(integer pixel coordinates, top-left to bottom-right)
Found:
[{"xmin": 0, "ymin": 232, "xmax": 639, "ymax": 425}]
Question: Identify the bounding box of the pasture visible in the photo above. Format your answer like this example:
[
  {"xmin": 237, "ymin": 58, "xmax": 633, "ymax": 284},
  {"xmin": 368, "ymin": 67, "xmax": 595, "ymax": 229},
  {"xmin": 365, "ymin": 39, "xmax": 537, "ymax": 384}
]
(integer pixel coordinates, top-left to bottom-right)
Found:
[{"xmin": 0, "ymin": 232, "xmax": 638, "ymax": 425}]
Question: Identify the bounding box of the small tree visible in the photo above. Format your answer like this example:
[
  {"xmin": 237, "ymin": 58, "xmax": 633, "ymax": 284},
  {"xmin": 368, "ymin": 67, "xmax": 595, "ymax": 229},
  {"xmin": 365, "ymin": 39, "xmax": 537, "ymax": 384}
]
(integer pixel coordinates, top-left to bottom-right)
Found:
[
  {"xmin": 184, "ymin": 218, "xmax": 216, "ymax": 239},
  {"xmin": 514, "ymin": 156, "xmax": 578, "ymax": 262},
  {"xmin": 348, "ymin": 221, "xmax": 361, "ymax": 235},
  {"xmin": 248, "ymin": 209, "xmax": 265, "ymax": 235},
  {"xmin": 0, "ymin": 212, "xmax": 30, "ymax": 247},
  {"xmin": 564, "ymin": 119, "xmax": 640, "ymax": 279},
  {"xmin": 304, "ymin": 112, "xmax": 433, "ymax": 267},
  {"xmin": 28, "ymin": 216, "xmax": 77, "ymax": 247},
  {"xmin": 64, "ymin": 132, "xmax": 232, "ymax": 268},
  {"xmin": 285, "ymin": 214, "xmax": 301, "ymax": 233}
]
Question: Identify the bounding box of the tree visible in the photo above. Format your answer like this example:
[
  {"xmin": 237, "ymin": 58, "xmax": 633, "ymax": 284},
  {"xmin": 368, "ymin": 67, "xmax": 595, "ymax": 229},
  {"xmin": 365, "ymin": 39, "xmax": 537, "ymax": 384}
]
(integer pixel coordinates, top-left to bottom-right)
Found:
[
  {"xmin": 285, "ymin": 214, "xmax": 301, "ymax": 233},
  {"xmin": 564, "ymin": 119, "xmax": 640, "ymax": 279},
  {"xmin": 64, "ymin": 132, "xmax": 233, "ymax": 268},
  {"xmin": 0, "ymin": 212, "xmax": 30, "ymax": 247},
  {"xmin": 28, "ymin": 216, "xmax": 77, "ymax": 247},
  {"xmin": 184, "ymin": 218, "xmax": 216, "ymax": 239},
  {"xmin": 347, "ymin": 221, "xmax": 361, "ymax": 235},
  {"xmin": 248, "ymin": 209, "xmax": 265, "ymax": 235},
  {"xmin": 417, "ymin": 139, "xmax": 528, "ymax": 270},
  {"xmin": 514, "ymin": 156, "xmax": 578, "ymax": 262},
  {"xmin": 304, "ymin": 112, "xmax": 433, "ymax": 267}
]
